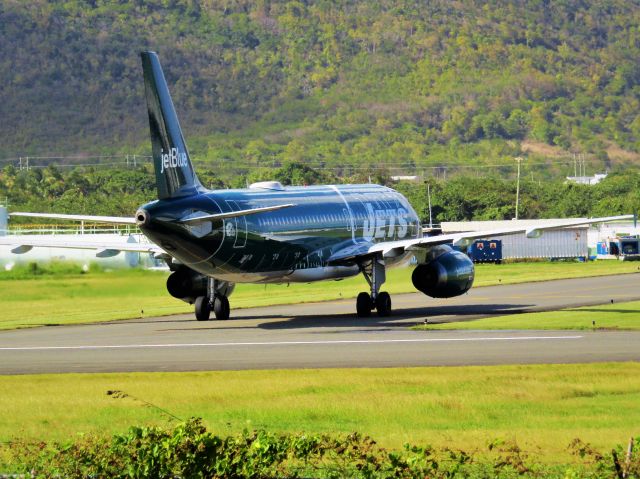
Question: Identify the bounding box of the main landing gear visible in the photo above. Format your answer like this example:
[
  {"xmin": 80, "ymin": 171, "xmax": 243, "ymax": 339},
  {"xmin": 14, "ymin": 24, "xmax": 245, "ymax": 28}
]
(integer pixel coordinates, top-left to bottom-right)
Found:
[
  {"xmin": 194, "ymin": 278, "xmax": 231, "ymax": 321},
  {"xmin": 356, "ymin": 256, "xmax": 392, "ymax": 317}
]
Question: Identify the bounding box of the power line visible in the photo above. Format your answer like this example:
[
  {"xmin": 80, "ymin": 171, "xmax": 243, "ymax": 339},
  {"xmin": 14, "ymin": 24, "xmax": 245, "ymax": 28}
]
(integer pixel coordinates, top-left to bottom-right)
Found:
[
  {"xmin": 0, "ymin": 155, "xmax": 153, "ymax": 167},
  {"xmin": 0, "ymin": 155, "xmax": 152, "ymax": 163},
  {"xmin": 0, "ymin": 153, "xmax": 603, "ymax": 178},
  {"xmin": 201, "ymin": 160, "xmax": 578, "ymax": 171}
]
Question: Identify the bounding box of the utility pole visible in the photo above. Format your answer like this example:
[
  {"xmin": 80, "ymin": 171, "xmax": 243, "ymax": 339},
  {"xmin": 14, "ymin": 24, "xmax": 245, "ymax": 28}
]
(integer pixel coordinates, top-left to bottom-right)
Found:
[
  {"xmin": 427, "ymin": 182, "xmax": 433, "ymax": 228},
  {"xmin": 515, "ymin": 156, "xmax": 524, "ymax": 220}
]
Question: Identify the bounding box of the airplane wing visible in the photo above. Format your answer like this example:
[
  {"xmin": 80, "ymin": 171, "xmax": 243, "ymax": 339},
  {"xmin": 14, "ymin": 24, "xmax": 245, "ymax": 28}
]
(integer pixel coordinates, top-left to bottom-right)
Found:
[
  {"xmin": 4, "ymin": 212, "xmax": 161, "ymax": 257},
  {"xmin": 326, "ymin": 240, "xmax": 374, "ymax": 263},
  {"xmin": 329, "ymin": 214, "xmax": 634, "ymax": 264},
  {"xmin": 3, "ymin": 204, "xmax": 296, "ymax": 257},
  {"xmin": 10, "ymin": 212, "xmax": 136, "ymax": 224},
  {"xmin": 0, "ymin": 236, "xmax": 164, "ymax": 257}
]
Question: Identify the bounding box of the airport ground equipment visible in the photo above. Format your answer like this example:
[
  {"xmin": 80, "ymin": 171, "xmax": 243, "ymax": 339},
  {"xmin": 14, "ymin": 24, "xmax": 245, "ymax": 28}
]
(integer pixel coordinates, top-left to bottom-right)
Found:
[{"xmin": 466, "ymin": 240, "xmax": 502, "ymax": 264}]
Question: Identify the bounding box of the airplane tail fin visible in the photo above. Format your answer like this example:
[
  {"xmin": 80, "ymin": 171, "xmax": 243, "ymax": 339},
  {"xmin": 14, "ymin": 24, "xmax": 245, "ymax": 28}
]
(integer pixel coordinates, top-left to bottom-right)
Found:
[{"xmin": 141, "ymin": 51, "xmax": 203, "ymax": 200}]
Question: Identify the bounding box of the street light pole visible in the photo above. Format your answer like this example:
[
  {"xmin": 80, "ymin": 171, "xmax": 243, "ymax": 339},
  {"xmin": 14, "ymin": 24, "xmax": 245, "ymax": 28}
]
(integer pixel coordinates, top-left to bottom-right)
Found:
[
  {"xmin": 515, "ymin": 156, "xmax": 523, "ymax": 220},
  {"xmin": 427, "ymin": 183, "xmax": 433, "ymax": 228}
]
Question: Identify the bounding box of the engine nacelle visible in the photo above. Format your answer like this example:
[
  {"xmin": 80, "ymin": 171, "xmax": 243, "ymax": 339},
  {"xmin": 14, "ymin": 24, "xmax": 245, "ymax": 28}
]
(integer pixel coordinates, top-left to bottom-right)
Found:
[
  {"xmin": 166, "ymin": 267, "xmax": 209, "ymax": 303},
  {"xmin": 166, "ymin": 267, "xmax": 235, "ymax": 304},
  {"xmin": 412, "ymin": 245, "xmax": 475, "ymax": 298}
]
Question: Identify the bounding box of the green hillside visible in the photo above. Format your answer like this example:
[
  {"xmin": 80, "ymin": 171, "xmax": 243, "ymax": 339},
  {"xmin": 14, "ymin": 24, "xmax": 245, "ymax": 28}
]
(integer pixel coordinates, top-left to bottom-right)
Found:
[
  {"xmin": 3, "ymin": 163, "xmax": 640, "ymax": 223},
  {"xmin": 1, "ymin": 0, "xmax": 639, "ymax": 176}
]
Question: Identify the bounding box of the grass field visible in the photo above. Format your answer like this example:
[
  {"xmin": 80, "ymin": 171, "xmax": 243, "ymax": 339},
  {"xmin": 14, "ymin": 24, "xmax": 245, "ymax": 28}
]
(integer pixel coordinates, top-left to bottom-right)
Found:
[
  {"xmin": 1, "ymin": 363, "xmax": 639, "ymax": 461},
  {"xmin": 1, "ymin": 260, "xmax": 639, "ymax": 330},
  {"xmin": 419, "ymin": 300, "xmax": 640, "ymax": 331},
  {"xmin": 3, "ymin": 263, "xmax": 640, "ymax": 466}
]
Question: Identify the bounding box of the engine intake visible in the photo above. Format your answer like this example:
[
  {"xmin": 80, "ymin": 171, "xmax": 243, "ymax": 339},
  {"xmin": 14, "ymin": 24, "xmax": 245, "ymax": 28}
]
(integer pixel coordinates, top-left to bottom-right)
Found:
[{"xmin": 412, "ymin": 245, "xmax": 475, "ymax": 298}]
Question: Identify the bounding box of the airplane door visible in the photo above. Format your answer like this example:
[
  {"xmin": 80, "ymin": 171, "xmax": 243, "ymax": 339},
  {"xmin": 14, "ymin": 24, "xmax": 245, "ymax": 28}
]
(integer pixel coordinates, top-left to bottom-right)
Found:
[{"xmin": 225, "ymin": 200, "xmax": 247, "ymax": 248}]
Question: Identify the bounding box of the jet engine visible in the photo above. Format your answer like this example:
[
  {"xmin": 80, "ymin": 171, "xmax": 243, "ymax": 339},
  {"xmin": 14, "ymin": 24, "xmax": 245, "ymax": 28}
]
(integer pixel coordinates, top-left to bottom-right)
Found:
[
  {"xmin": 166, "ymin": 266, "xmax": 235, "ymax": 304},
  {"xmin": 166, "ymin": 267, "xmax": 208, "ymax": 303},
  {"xmin": 412, "ymin": 245, "xmax": 475, "ymax": 298}
]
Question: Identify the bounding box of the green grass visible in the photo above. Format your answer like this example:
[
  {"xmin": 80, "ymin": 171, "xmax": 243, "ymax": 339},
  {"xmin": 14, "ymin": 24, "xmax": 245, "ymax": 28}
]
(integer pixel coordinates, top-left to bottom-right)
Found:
[
  {"xmin": 419, "ymin": 300, "xmax": 640, "ymax": 331},
  {"xmin": 1, "ymin": 260, "xmax": 639, "ymax": 330},
  {"xmin": 1, "ymin": 363, "xmax": 639, "ymax": 461}
]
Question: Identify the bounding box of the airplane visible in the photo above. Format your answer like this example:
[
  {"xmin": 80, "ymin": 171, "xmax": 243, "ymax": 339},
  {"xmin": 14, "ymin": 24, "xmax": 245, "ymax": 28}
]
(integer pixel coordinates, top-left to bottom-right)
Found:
[{"xmin": 1, "ymin": 51, "xmax": 633, "ymax": 321}]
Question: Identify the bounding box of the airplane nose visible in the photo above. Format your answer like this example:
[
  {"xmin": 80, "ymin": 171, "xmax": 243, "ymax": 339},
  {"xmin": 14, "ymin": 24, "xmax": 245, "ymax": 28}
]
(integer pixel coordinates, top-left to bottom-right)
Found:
[{"xmin": 135, "ymin": 209, "xmax": 150, "ymax": 227}]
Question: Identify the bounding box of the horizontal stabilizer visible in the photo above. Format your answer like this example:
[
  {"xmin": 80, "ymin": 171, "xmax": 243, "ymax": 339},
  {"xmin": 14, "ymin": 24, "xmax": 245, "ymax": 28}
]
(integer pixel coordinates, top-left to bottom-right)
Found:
[
  {"xmin": 10, "ymin": 212, "xmax": 136, "ymax": 225},
  {"xmin": 179, "ymin": 204, "xmax": 296, "ymax": 225}
]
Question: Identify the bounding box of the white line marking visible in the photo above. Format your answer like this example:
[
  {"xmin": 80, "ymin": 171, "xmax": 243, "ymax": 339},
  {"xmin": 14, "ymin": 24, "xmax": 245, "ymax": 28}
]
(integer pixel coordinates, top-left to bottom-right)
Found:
[{"xmin": 0, "ymin": 335, "xmax": 583, "ymax": 351}]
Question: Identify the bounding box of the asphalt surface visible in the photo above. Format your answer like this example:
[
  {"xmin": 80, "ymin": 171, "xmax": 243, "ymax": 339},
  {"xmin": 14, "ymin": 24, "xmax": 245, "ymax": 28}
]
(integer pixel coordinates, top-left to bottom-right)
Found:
[{"xmin": 2, "ymin": 274, "xmax": 640, "ymax": 374}]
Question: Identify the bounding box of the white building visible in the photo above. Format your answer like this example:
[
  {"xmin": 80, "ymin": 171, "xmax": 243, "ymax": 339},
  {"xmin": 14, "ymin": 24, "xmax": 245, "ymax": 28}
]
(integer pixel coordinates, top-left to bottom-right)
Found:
[
  {"xmin": 565, "ymin": 173, "xmax": 607, "ymax": 185},
  {"xmin": 439, "ymin": 218, "xmax": 637, "ymax": 260}
]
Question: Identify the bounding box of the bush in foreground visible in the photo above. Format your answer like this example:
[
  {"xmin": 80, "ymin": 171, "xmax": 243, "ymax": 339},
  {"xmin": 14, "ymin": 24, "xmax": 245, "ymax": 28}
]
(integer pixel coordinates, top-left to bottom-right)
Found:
[{"xmin": 1, "ymin": 418, "xmax": 637, "ymax": 478}]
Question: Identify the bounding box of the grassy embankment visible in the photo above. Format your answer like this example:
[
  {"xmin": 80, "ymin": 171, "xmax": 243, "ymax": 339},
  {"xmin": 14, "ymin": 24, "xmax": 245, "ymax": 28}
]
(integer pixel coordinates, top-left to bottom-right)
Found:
[
  {"xmin": 1, "ymin": 363, "xmax": 639, "ymax": 462},
  {"xmin": 1, "ymin": 260, "xmax": 639, "ymax": 330},
  {"xmin": 419, "ymin": 299, "xmax": 640, "ymax": 331}
]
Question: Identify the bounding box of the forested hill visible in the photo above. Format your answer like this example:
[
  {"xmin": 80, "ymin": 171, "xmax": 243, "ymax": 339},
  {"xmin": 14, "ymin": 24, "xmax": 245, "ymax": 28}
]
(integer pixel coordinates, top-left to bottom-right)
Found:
[{"xmin": 1, "ymin": 0, "xmax": 639, "ymax": 174}]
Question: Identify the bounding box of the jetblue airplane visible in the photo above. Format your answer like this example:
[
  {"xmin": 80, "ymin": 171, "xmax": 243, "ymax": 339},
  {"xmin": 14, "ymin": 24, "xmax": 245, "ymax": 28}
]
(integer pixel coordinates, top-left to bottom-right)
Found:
[{"xmin": 2, "ymin": 52, "xmax": 632, "ymax": 321}]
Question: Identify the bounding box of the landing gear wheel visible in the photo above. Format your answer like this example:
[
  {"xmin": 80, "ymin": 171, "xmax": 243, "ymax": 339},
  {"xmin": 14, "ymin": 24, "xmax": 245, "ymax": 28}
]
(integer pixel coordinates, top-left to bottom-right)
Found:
[
  {"xmin": 375, "ymin": 291, "xmax": 392, "ymax": 317},
  {"xmin": 194, "ymin": 296, "xmax": 211, "ymax": 321},
  {"xmin": 213, "ymin": 296, "xmax": 230, "ymax": 320},
  {"xmin": 356, "ymin": 292, "xmax": 372, "ymax": 317}
]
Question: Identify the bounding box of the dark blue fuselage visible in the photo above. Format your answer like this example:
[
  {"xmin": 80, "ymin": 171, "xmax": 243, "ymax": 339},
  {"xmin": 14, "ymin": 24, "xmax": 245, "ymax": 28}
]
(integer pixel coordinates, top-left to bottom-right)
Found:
[{"xmin": 139, "ymin": 183, "xmax": 421, "ymax": 283}]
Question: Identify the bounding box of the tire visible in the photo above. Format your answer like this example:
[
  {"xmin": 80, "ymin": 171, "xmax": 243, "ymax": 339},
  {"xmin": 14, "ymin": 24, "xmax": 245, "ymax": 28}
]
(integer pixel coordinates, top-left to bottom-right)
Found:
[
  {"xmin": 356, "ymin": 292, "xmax": 372, "ymax": 317},
  {"xmin": 195, "ymin": 296, "xmax": 211, "ymax": 321},
  {"xmin": 213, "ymin": 296, "xmax": 230, "ymax": 320},
  {"xmin": 375, "ymin": 291, "xmax": 392, "ymax": 317}
]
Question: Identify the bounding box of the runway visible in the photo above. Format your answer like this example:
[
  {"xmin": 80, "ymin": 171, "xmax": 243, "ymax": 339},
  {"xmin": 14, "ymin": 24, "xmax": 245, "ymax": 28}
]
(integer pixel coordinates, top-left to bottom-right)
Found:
[{"xmin": 2, "ymin": 274, "xmax": 640, "ymax": 374}]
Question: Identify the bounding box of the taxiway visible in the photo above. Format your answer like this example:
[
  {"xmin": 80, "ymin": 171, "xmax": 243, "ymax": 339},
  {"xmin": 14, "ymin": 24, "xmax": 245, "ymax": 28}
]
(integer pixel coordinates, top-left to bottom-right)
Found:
[{"xmin": 1, "ymin": 274, "xmax": 639, "ymax": 374}]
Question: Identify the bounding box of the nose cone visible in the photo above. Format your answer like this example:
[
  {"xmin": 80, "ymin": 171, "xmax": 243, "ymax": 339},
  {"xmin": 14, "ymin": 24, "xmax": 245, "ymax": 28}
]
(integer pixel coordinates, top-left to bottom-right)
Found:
[{"xmin": 135, "ymin": 209, "xmax": 151, "ymax": 227}]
